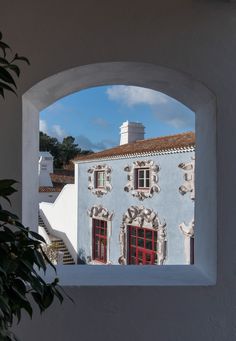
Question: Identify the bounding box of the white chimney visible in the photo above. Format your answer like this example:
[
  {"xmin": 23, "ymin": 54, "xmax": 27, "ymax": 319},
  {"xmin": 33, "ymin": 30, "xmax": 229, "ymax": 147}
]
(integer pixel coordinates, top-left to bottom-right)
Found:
[
  {"xmin": 120, "ymin": 121, "xmax": 145, "ymax": 145},
  {"xmin": 38, "ymin": 151, "xmax": 54, "ymax": 187}
]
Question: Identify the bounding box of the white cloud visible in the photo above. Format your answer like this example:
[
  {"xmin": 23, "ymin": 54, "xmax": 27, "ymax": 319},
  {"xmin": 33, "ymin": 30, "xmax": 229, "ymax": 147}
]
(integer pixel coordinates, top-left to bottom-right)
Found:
[
  {"xmin": 106, "ymin": 85, "xmax": 194, "ymax": 130},
  {"xmin": 39, "ymin": 120, "xmax": 48, "ymax": 134},
  {"xmin": 51, "ymin": 124, "xmax": 66, "ymax": 140},
  {"xmin": 106, "ymin": 85, "xmax": 168, "ymax": 107}
]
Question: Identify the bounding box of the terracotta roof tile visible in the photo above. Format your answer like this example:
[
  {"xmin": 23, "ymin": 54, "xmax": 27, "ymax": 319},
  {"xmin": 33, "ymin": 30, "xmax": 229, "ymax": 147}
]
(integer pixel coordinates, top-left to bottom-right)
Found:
[
  {"xmin": 74, "ymin": 131, "xmax": 195, "ymax": 162},
  {"xmin": 39, "ymin": 186, "xmax": 62, "ymax": 193}
]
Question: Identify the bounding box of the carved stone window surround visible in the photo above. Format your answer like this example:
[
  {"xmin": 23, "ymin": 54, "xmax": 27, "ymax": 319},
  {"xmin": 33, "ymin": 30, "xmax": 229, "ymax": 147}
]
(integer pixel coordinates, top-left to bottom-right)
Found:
[
  {"xmin": 87, "ymin": 164, "xmax": 112, "ymax": 197},
  {"xmin": 178, "ymin": 157, "xmax": 195, "ymax": 201},
  {"xmin": 124, "ymin": 160, "xmax": 160, "ymax": 201},
  {"xmin": 87, "ymin": 205, "xmax": 114, "ymax": 265},
  {"xmin": 119, "ymin": 206, "xmax": 167, "ymax": 265}
]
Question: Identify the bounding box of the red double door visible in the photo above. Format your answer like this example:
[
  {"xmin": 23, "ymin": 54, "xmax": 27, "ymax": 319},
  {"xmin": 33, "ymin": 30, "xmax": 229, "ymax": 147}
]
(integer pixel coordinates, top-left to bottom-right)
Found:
[{"xmin": 128, "ymin": 225, "xmax": 157, "ymax": 265}]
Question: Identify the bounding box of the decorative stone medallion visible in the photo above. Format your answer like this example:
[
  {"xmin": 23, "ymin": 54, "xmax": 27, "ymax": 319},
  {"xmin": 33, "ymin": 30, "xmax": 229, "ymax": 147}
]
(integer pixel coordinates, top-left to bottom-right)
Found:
[
  {"xmin": 124, "ymin": 160, "xmax": 160, "ymax": 201},
  {"xmin": 119, "ymin": 206, "xmax": 167, "ymax": 265},
  {"xmin": 178, "ymin": 157, "xmax": 195, "ymax": 200},
  {"xmin": 87, "ymin": 164, "xmax": 112, "ymax": 197}
]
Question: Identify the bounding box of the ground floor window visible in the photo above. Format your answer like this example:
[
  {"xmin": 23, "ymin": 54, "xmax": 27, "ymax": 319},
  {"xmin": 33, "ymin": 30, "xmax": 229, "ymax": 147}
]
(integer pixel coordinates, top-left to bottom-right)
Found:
[
  {"xmin": 128, "ymin": 225, "xmax": 157, "ymax": 265},
  {"xmin": 93, "ymin": 219, "xmax": 107, "ymax": 263}
]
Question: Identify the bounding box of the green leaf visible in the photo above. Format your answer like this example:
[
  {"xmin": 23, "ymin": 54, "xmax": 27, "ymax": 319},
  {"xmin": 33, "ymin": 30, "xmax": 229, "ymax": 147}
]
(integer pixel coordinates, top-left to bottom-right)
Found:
[
  {"xmin": 29, "ymin": 230, "xmax": 46, "ymax": 243},
  {"xmin": 0, "ymin": 42, "xmax": 10, "ymax": 57},
  {"xmin": 14, "ymin": 54, "xmax": 30, "ymax": 65},
  {"xmin": 0, "ymin": 81, "xmax": 16, "ymax": 95},
  {"xmin": 0, "ymin": 87, "xmax": 4, "ymax": 98},
  {"xmin": 0, "ymin": 67, "xmax": 16, "ymax": 87},
  {"xmin": 0, "ymin": 57, "xmax": 9, "ymax": 65},
  {"xmin": 6, "ymin": 64, "xmax": 20, "ymax": 77}
]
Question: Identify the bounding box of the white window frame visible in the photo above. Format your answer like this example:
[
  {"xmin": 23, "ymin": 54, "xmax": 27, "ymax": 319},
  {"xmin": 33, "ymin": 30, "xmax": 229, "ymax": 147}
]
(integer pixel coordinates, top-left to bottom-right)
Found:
[
  {"xmin": 22, "ymin": 61, "xmax": 217, "ymax": 286},
  {"xmin": 137, "ymin": 168, "xmax": 150, "ymax": 189}
]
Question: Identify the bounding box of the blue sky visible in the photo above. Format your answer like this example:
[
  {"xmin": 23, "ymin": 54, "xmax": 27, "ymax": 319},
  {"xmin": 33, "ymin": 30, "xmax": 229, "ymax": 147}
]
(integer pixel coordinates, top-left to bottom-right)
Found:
[{"xmin": 40, "ymin": 85, "xmax": 195, "ymax": 152}]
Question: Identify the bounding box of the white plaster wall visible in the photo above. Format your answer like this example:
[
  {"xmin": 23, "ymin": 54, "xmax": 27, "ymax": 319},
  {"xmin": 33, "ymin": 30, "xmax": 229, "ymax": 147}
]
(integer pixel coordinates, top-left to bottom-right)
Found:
[
  {"xmin": 39, "ymin": 192, "xmax": 59, "ymax": 204},
  {"xmin": 0, "ymin": 0, "xmax": 234, "ymax": 340},
  {"xmin": 39, "ymin": 185, "xmax": 77, "ymax": 261}
]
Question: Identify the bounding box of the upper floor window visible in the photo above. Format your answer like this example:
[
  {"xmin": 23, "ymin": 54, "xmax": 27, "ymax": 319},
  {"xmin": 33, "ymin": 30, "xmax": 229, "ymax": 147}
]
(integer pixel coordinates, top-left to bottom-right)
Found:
[
  {"xmin": 124, "ymin": 160, "xmax": 160, "ymax": 200},
  {"xmin": 95, "ymin": 171, "xmax": 105, "ymax": 188},
  {"xmin": 136, "ymin": 168, "xmax": 150, "ymax": 189},
  {"xmin": 87, "ymin": 164, "xmax": 112, "ymax": 197}
]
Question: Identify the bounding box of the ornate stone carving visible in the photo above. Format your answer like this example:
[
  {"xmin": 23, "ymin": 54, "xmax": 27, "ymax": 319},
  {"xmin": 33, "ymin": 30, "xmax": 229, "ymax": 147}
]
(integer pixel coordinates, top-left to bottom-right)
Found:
[
  {"xmin": 179, "ymin": 219, "xmax": 194, "ymax": 264},
  {"xmin": 178, "ymin": 157, "xmax": 195, "ymax": 200},
  {"xmin": 87, "ymin": 164, "xmax": 112, "ymax": 197},
  {"xmin": 124, "ymin": 160, "xmax": 160, "ymax": 201},
  {"xmin": 87, "ymin": 205, "xmax": 114, "ymax": 221},
  {"xmin": 119, "ymin": 206, "xmax": 167, "ymax": 265}
]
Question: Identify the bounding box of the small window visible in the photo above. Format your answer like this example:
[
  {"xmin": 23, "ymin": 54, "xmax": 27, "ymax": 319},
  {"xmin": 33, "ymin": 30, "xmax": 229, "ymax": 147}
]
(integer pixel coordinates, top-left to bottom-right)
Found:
[
  {"xmin": 136, "ymin": 168, "xmax": 150, "ymax": 189},
  {"xmin": 93, "ymin": 219, "xmax": 107, "ymax": 263},
  {"xmin": 95, "ymin": 171, "xmax": 105, "ymax": 188},
  {"xmin": 128, "ymin": 225, "xmax": 157, "ymax": 265}
]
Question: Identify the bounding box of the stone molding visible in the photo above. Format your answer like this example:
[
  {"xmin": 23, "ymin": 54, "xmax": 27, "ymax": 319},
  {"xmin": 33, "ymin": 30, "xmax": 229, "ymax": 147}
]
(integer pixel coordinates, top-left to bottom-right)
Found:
[
  {"xmin": 124, "ymin": 160, "xmax": 160, "ymax": 201},
  {"xmin": 179, "ymin": 219, "xmax": 194, "ymax": 264},
  {"xmin": 178, "ymin": 157, "xmax": 195, "ymax": 200},
  {"xmin": 87, "ymin": 205, "xmax": 114, "ymax": 221},
  {"xmin": 87, "ymin": 164, "xmax": 112, "ymax": 197},
  {"xmin": 119, "ymin": 206, "xmax": 167, "ymax": 265}
]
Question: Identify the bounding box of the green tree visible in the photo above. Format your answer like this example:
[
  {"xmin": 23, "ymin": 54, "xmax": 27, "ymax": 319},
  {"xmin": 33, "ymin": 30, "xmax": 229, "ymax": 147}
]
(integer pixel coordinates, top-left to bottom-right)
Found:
[
  {"xmin": 0, "ymin": 32, "xmax": 66, "ymax": 340},
  {"xmin": 59, "ymin": 136, "xmax": 81, "ymax": 166},
  {"xmin": 39, "ymin": 132, "xmax": 62, "ymax": 168},
  {"xmin": 39, "ymin": 132, "xmax": 93, "ymax": 168}
]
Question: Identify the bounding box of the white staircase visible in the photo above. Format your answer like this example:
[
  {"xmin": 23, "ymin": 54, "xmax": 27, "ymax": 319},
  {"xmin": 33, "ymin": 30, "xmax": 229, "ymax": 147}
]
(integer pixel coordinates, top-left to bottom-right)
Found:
[{"xmin": 38, "ymin": 213, "xmax": 75, "ymax": 265}]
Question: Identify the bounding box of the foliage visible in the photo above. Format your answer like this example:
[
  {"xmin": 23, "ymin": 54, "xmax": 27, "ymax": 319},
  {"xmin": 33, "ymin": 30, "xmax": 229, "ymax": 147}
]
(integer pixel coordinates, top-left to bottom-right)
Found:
[
  {"xmin": 0, "ymin": 180, "xmax": 64, "ymax": 340},
  {"xmin": 39, "ymin": 131, "xmax": 93, "ymax": 168},
  {"xmin": 0, "ymin": 32, "xmax": 66, "ymax": 340},
  {"xmin": 0, "ymin": 32, "xmax": 30, "ymax": 98}
]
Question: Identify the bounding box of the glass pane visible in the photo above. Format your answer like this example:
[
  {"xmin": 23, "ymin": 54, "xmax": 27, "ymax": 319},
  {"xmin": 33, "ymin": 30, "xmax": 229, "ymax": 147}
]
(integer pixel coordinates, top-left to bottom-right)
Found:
[
  {"xmin": 145, "ymin": 179, "xmax": 150, "ymax": 187},
  {"xmin": 146, "ymin": 240, "xmax": 152, "ymax": 250},
  {"xmin": 138, "ymin": 229, "xmax": 144, "ymax": 237},
  {"xmin": 138, "ymin": 179, "xmax": 145, "ymax": 187},
  {"xmin": 145, "ymin": 230, "xmax": 152, "ymax": 239},
  {"xmin": 139, "ymin": 170, "xmax": 144, "ymax": 178},
  {"xmin": 131, "ymin": 237, "xmax": 136, "ymax": 246},
  {"xmin": 145, "ymin": 170, "xmax": 150, "ymax": 179},
  {"xmin": 138, "ymin": 238, "xmax": 144, "ymax": 247}
]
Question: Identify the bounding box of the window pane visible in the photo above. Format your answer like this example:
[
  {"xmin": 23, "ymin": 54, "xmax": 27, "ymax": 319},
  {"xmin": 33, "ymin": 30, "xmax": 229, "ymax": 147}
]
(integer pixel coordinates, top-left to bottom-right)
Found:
[
  {"xmin": 138, "ymin": 238, "xmax": 144, "ymax": 247},
  {"xmin": 145, "ymin": 179, "xmax": 150, "ymax": 188},
  {"xmin": 145, "ymin": 230, "xmax": 152, "ymax": 239},
  {"xmin": 138, "ymin": 229, "xmax": 144, "ymax": 237},
  {"xmin": 139, "ymin": 170, "xmax": 144, "ymax": 178},
  {"xmin": 145, "ymin": 170, "xmax": 150, "ymax": 179},
  {"xmin": 146, "ymin": 240, "xmax": 152, "ymax": 250},
  {"xmin": 139, "ymin": 179, "xmax": 145, "ymax": 188}
]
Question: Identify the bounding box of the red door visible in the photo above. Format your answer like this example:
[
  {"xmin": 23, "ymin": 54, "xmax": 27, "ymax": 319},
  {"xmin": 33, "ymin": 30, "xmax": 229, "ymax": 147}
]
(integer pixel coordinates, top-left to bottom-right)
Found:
[{"xmin": 128, "ymin": 225, "xmax": 157, "ymax": 265}]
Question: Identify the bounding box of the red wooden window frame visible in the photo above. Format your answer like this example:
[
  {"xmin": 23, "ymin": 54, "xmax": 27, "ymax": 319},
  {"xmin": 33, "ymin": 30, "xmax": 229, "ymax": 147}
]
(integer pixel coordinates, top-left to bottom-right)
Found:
[
  {"xmin": 95, "ymin": 170, "xmax": 105, "ymax": 188},
  {"xmin": 128, "ymin": 225, "xmax": 157, "ymax": 265},
  {"xmin": 135, "ymin": 168, "xmax": 150, "ymax": 189},
  {"xmin": 92, "ymin": 219, "xmax": 107, "ymax": 263}
]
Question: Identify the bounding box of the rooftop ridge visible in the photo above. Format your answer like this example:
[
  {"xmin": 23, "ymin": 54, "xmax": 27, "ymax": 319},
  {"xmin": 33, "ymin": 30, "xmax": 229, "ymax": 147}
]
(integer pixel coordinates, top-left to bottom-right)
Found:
[{"xmin": 73, "ymin": 131, "xmax": 195, "ymax": 163}]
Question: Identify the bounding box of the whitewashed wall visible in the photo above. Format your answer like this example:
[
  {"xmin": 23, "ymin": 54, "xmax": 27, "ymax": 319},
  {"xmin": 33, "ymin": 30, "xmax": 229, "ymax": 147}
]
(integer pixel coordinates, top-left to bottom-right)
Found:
[
  {"xmin": 39, "ymin": 191, "xmax": 59, "ymax": 204},
  {"xmin": 39, "ymin": 184, "xmax": 77, "ymax": 262}
]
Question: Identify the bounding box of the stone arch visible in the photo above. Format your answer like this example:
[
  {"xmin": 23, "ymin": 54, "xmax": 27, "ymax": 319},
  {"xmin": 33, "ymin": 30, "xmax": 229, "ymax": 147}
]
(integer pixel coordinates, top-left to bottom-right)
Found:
[{"xmin": 22, "ymin": 61, "xmax": 216, "ymax": 283}]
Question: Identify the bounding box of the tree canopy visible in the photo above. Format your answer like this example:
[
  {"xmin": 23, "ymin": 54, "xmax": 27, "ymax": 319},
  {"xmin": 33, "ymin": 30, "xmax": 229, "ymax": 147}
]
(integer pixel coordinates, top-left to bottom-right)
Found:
[{"xmin": 39, "ymin": 132, "xmax": 92, "ymax": 168}]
